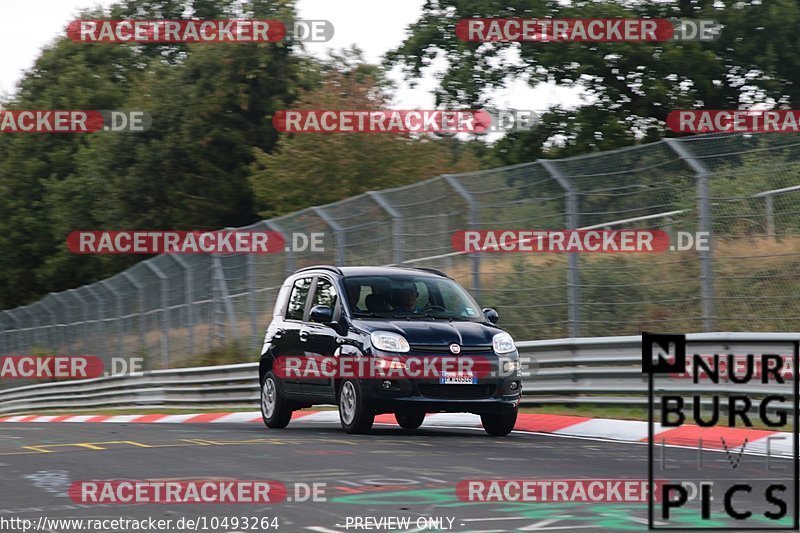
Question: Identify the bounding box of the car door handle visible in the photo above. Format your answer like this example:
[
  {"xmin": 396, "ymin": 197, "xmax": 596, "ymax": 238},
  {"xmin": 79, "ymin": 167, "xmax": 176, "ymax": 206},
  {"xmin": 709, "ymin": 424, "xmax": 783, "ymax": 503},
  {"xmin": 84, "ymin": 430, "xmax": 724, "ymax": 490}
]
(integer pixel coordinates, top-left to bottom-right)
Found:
[{"xmin": 299, "ymin": 330, "xmax": 309, "ymax": 342}]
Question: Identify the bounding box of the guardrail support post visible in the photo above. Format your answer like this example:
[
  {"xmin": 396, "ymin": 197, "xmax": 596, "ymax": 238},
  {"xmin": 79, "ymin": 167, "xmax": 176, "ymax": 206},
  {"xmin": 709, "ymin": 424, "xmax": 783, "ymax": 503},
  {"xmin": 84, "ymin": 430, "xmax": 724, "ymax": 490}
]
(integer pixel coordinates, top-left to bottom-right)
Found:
[
  {"xmin": 539, "ymin": 160, "xmax": 580, "ymax": 338},
  {"xmin": 443, "ymin": 174, "xmax": 481, "ymax": 294},
  {"xmin": 665, "ymin": 138, "xmax": 715, "ymax": 331}
]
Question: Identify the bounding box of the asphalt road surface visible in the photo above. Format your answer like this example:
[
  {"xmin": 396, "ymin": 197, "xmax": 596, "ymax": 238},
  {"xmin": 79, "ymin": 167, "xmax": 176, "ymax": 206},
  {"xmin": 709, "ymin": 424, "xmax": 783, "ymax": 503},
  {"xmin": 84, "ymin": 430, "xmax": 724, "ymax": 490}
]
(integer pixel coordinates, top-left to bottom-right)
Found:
[{"xmin": 0, "ymin": 419, "xmax": 795, "ymax": 532}]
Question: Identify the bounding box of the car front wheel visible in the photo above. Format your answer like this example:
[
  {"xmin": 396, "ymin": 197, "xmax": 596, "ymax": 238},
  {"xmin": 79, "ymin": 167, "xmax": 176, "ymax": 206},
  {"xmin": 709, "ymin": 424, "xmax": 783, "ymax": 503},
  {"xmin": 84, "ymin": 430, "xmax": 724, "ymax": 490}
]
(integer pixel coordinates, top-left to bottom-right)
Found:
[
  {"xmin": 481, "ymin": 408, "xmax": 517, "ymax": 436},
  {"xmin": 261, "ymin": 371, "xmax": 293, "ymax": 429},
  {"xmin": 338, "ymin": 380, "xmax": 374, "ymax": 434}
]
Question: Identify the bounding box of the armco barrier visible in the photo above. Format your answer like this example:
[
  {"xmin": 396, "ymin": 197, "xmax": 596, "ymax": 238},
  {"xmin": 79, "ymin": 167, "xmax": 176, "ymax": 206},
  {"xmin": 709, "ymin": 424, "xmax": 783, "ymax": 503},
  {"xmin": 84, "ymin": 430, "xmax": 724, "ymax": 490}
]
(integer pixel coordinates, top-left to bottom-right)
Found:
[{"xmin": 0, "ymin": 333, "xmax": 797, "ymax": 415}]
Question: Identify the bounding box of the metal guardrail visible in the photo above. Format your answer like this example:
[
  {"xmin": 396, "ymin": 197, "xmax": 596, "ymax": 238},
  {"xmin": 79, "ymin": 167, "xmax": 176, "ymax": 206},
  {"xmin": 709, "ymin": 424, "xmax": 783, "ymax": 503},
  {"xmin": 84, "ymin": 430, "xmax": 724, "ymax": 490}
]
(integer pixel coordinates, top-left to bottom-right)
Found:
[{"xmin": 0, "ymin": 333, "xmax": 797, "ymax": 415}]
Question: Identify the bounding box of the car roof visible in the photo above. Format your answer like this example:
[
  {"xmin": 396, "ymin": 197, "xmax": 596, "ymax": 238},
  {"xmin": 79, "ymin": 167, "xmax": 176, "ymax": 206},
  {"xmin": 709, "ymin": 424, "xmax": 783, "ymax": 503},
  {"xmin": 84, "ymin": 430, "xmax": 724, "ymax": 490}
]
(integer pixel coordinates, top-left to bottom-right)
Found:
[{"xmin": 295, "ymin": 265, "xmax": 447, "ymax": 279}]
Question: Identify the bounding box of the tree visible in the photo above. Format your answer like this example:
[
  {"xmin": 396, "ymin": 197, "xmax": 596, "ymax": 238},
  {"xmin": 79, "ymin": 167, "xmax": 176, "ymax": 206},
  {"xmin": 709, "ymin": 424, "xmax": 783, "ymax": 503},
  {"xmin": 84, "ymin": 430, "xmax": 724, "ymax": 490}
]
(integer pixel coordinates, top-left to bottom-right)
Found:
[
  {"xmin": 387, "ymin": 0, "xmax": 800, "ymax": 163},
  {"xmin": 249, "ymin": 50, "xmax": 483, "ymax": 218},
  {"xmin": 0, "ymin": 0, "xmax": 306, "ymax": 308}
]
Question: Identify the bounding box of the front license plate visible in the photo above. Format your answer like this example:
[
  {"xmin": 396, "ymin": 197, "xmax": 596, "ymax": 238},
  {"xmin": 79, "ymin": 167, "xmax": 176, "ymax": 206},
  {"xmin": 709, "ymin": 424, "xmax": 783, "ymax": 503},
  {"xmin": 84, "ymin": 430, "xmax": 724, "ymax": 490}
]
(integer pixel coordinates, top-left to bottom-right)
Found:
[{"xmin": 439, "ymin": 372, "xmax": 477, "ymax": 384}]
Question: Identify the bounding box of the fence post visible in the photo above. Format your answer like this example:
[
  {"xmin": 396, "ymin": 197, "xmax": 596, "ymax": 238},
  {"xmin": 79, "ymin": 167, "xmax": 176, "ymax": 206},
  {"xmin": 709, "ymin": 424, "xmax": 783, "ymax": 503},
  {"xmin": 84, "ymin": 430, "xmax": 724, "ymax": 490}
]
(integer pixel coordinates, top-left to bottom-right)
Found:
[
  {"xmin": 122, "ymin": 272, "xmax": 147, "ymax": 360},
  {"xmin": 0, "ymin": 311, "xmax": 11, "ymax": 354},
  {"xmin": 665, "ymin": 138, "xmax": 715, "ymax": 331},
  {"xmin": 211, "ymin": 255, "xmax": 239, "ymax": 346},
  {"xmin": 539, "ymin": 160, "xmax": 581, "ymax": 338},
  {"xmin": 443, "ymin": 174, "xmax": 481, "ymax": 294},
  {"xmin": 38, "ymin": 299, "xmax": 58, "ymax": 353},
  {"xmin": 765, "ymin": 195, "xmax": 775, "ymax": 239},
  {"xmin": 312, "ymin": 206, "xmax": 346, "ymax": 266},
  {"xmin": 367, "ymin": 191, "xmax": 404, "ymax": 264},
  {"xmin": 264, "ymin": 220, "xmax": 294, "ymax": 276},
  {"xmin": 85, "ymin": 285, "xmax": 106, "ymax": 357},
  {"xmin": 19, "ymin": 305, "xmax": 36, "ymax": 352},
  {"xmin": 169, "ymin": 255, "xmax": 194, "ymax": 358},
  {"xmin": 52, "ymin": 293, "xmax": 72, "ymax": 353},
  {"xmin": 143, "ymin": 261, "xmax": 170, "ymax": 368},
  {"xmin": 66, "ymin": 289, "xmax": 90, "ymax": 354},
  {"xmin": 246, "ymin": 253, "xmax": 258, "ymax": 348},
  {"xmin": 101, "ymin": 280, "xmax": 125, "ymax": 357}
]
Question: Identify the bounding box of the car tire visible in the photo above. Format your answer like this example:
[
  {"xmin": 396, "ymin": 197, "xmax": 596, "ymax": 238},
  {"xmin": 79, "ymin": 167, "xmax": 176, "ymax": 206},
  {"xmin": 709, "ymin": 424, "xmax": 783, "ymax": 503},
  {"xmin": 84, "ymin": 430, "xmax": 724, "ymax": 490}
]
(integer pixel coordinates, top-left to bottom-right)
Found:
[
  {"xmin": 395, "ymin": 412, "xmax": 425, "ymax": 429},
  {"xmin": 261, "ymin": 371, "xmax": 292, "ymax": 429},
  {"xmin": 338, "ymin": 380, "xmax": 374, "ymax": 434},
  {"xmin": 481, "ymin": 409, "xmax": 517, "ymax": 436}
]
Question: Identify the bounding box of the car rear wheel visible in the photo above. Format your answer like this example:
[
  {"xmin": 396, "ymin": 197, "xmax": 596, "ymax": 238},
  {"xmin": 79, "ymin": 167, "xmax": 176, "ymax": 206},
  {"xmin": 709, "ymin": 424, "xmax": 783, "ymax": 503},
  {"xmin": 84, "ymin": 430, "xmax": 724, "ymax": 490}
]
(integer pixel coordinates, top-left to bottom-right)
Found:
[
  {"xmin": 481, "ymin": 409, "xmax": 517, "ymax": 436},
  {"xmin": 395, "ymin": 412, "xmax": 425, "ymax": 429},
  {"xmin": 338, "ymin": 380, "xmax": 374, "ymax": 434},
  {"xmin": 261, "ymin": 371, "xmax": 292, "ymax": 429}
]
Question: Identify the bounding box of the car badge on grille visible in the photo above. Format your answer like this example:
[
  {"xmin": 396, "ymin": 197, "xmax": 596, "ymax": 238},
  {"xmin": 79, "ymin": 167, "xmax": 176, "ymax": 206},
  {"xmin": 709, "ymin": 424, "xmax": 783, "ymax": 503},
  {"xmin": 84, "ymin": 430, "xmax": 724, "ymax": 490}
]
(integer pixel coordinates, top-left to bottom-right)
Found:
[{"xmin": 449, "ymin": 343, "xmax": 461, "ymax": 354}]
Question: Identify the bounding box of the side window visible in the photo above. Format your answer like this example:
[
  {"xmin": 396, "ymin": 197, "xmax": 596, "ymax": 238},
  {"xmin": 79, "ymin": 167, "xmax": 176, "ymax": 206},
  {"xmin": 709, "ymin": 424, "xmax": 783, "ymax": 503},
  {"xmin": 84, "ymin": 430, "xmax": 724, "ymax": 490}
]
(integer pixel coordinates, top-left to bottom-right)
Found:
[
  {"xmin": 285, "ymin": 277, "xmax": 313, "ymax": 320},
  {"xmin": 312, "ymin": 277, "xmax": 338, "ymax": 309},
  {"xmin": 415, "ymin": 281, "xmax": 430, "ymax": 307}
]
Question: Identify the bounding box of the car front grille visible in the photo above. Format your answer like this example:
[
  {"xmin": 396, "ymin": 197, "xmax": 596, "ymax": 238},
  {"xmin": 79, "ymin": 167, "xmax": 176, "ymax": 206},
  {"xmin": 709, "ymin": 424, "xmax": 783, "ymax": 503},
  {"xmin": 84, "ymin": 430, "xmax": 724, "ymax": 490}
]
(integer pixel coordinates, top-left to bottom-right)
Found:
[
  {"xmin": 417, "ymin": 384, "xmax": 496, "ymax": 400},
  {"xmin": 410, "ymin": 344, "xmax": 493, "ymax": 354}
]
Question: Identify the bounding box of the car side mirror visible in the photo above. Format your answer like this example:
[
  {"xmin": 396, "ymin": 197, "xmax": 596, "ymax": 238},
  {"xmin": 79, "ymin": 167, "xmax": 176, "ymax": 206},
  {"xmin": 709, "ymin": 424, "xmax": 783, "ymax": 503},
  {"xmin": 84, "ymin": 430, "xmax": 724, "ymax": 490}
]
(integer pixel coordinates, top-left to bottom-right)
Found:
[
  {"xmin": 482, "ymin": 308, "xmax": 499, "ymax": 324},
  {"xmin": 309, "ymin": 305, "xmax": 333, "ymax": 323}
]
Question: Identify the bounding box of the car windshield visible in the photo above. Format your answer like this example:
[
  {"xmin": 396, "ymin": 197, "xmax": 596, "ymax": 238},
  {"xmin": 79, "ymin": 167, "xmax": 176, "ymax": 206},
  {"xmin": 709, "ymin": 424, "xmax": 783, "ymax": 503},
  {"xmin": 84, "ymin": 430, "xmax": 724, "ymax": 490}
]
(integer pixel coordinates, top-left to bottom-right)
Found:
[{"xmin": 342, "ymin": 274, "xmax": 484, "ymax": 322}]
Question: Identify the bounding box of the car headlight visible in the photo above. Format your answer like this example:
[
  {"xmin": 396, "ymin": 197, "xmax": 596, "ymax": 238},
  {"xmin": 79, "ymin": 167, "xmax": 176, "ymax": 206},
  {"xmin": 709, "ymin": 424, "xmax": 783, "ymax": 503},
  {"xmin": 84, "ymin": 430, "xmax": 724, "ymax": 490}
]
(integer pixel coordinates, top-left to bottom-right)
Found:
[
  {"xmin": 502, "ymin": 359, "xmax": 521, "ymax": 373},
  {"xmin": 493, "ymin": 332, "xmax": 516, "ymax": 354},
  {"xmin": 370, "ymin": 331, "xmax": 410, "ymax": 353}
]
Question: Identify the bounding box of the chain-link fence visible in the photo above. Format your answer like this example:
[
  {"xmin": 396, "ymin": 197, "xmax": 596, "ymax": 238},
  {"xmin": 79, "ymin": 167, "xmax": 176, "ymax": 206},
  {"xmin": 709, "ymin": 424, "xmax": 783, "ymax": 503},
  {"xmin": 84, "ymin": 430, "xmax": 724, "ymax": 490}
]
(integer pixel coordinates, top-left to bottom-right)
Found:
[{"xmin": 2, "ymin": 132, "xmax": 800, "ymax": 377}]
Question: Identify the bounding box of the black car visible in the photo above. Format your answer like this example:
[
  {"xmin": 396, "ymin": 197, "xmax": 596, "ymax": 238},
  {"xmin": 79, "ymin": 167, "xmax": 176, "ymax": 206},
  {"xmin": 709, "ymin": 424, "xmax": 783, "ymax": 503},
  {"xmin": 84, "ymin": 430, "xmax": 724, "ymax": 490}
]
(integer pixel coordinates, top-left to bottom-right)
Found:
[{"xmin": 258, "ymin": 265, "xmax": 521, "ymax": 435}]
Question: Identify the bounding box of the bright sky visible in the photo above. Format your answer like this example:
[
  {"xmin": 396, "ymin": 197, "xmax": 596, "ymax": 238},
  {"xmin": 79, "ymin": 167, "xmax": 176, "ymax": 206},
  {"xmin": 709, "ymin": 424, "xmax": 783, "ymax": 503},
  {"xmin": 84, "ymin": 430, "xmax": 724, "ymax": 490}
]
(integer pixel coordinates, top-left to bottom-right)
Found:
[{"xmin": 0, "ymin": 0, "xmax": 581, "ymax": 113}]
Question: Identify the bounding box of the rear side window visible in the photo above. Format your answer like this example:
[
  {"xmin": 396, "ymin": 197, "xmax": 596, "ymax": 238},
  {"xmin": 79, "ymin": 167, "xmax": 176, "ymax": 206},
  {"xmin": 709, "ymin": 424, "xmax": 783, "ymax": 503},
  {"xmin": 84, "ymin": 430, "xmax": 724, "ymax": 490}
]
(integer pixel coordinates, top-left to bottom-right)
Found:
[
  {"xmin": 312, "ymin": 277, "xmax": 338, "ymax": 309},
  {"xmin": 285, "ymin": 277, "xmax": 313, "ymax": 320}
]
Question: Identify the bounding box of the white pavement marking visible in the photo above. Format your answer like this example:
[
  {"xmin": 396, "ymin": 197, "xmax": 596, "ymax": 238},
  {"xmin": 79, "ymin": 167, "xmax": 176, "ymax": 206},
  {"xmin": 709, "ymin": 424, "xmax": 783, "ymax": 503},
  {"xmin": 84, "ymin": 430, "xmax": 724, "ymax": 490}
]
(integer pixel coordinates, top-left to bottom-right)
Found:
[
  {"xmin": 423, "ymin": 413, "xmax": 482, "ymax": 427},
  {"xmin": 554, "ymin": 418, "xmax": 667, "ymax": 441},
  {"xmin": 746, "ymin": 434, "xmax": 794, "ymax": 457},
  {"xmin": 518, "ymin": 519, "xmax": 561, "ymax": 530},
  {"xmin": 102, "ymin": 415, "xmax": 144, "ymax": 423},
  {"xmin": 153, "ymin": 414, "xmax": 202, "ymax": 423},
  {"xmin": 210, "ymin": 412, "xmax": 262, "ymax": 423},
  {"xmin": 3, "ymin": 415, "xmax": 31, "ymax": 422},
  {"xmin": 297, "ymin": 411, "xmax": 341, "ymax": 423},
  {"xmin": 62, "ymin": 415, "xmax": 97, "ymax": 422}
]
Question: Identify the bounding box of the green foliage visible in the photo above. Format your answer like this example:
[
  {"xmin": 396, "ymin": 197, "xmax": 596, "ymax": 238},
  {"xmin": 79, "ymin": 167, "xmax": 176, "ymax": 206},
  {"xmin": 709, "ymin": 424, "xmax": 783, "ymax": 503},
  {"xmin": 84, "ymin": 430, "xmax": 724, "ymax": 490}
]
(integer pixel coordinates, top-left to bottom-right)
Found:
[
  {"xmin": 388, "ymin": 0, "xmax": 800, "ymax": 162},
  {"xmin": 248, "ymin": 50, "xmax": 485, "ymax": 218},
  {"xmin": 0, "ymin": 0, "xmax": 307, "ymax": 308}
]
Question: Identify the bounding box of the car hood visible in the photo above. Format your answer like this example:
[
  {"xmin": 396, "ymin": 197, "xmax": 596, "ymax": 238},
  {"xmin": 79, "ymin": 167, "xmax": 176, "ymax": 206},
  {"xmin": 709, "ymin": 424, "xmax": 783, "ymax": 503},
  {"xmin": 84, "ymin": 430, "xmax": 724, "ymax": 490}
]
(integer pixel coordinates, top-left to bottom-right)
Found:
[{"xmin": 353, "ymin": 318, "xmax": 503, "ymax": 347}]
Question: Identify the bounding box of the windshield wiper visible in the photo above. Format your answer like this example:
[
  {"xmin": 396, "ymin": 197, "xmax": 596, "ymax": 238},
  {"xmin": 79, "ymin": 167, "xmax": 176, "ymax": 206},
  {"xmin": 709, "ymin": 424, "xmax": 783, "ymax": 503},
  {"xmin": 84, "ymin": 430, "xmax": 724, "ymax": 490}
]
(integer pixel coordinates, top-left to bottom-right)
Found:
[{"xmin": 352, "ymin": 311, "xmax": 382, "ymax": 318}]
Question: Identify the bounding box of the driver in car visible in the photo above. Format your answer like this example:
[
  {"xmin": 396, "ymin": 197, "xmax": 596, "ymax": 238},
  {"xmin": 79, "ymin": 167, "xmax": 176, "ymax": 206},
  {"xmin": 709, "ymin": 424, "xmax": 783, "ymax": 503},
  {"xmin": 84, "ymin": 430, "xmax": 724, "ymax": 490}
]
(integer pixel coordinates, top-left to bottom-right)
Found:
[{"xmin": 394, "ymin": 283, "xmax": 422, "ymax": 314}]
